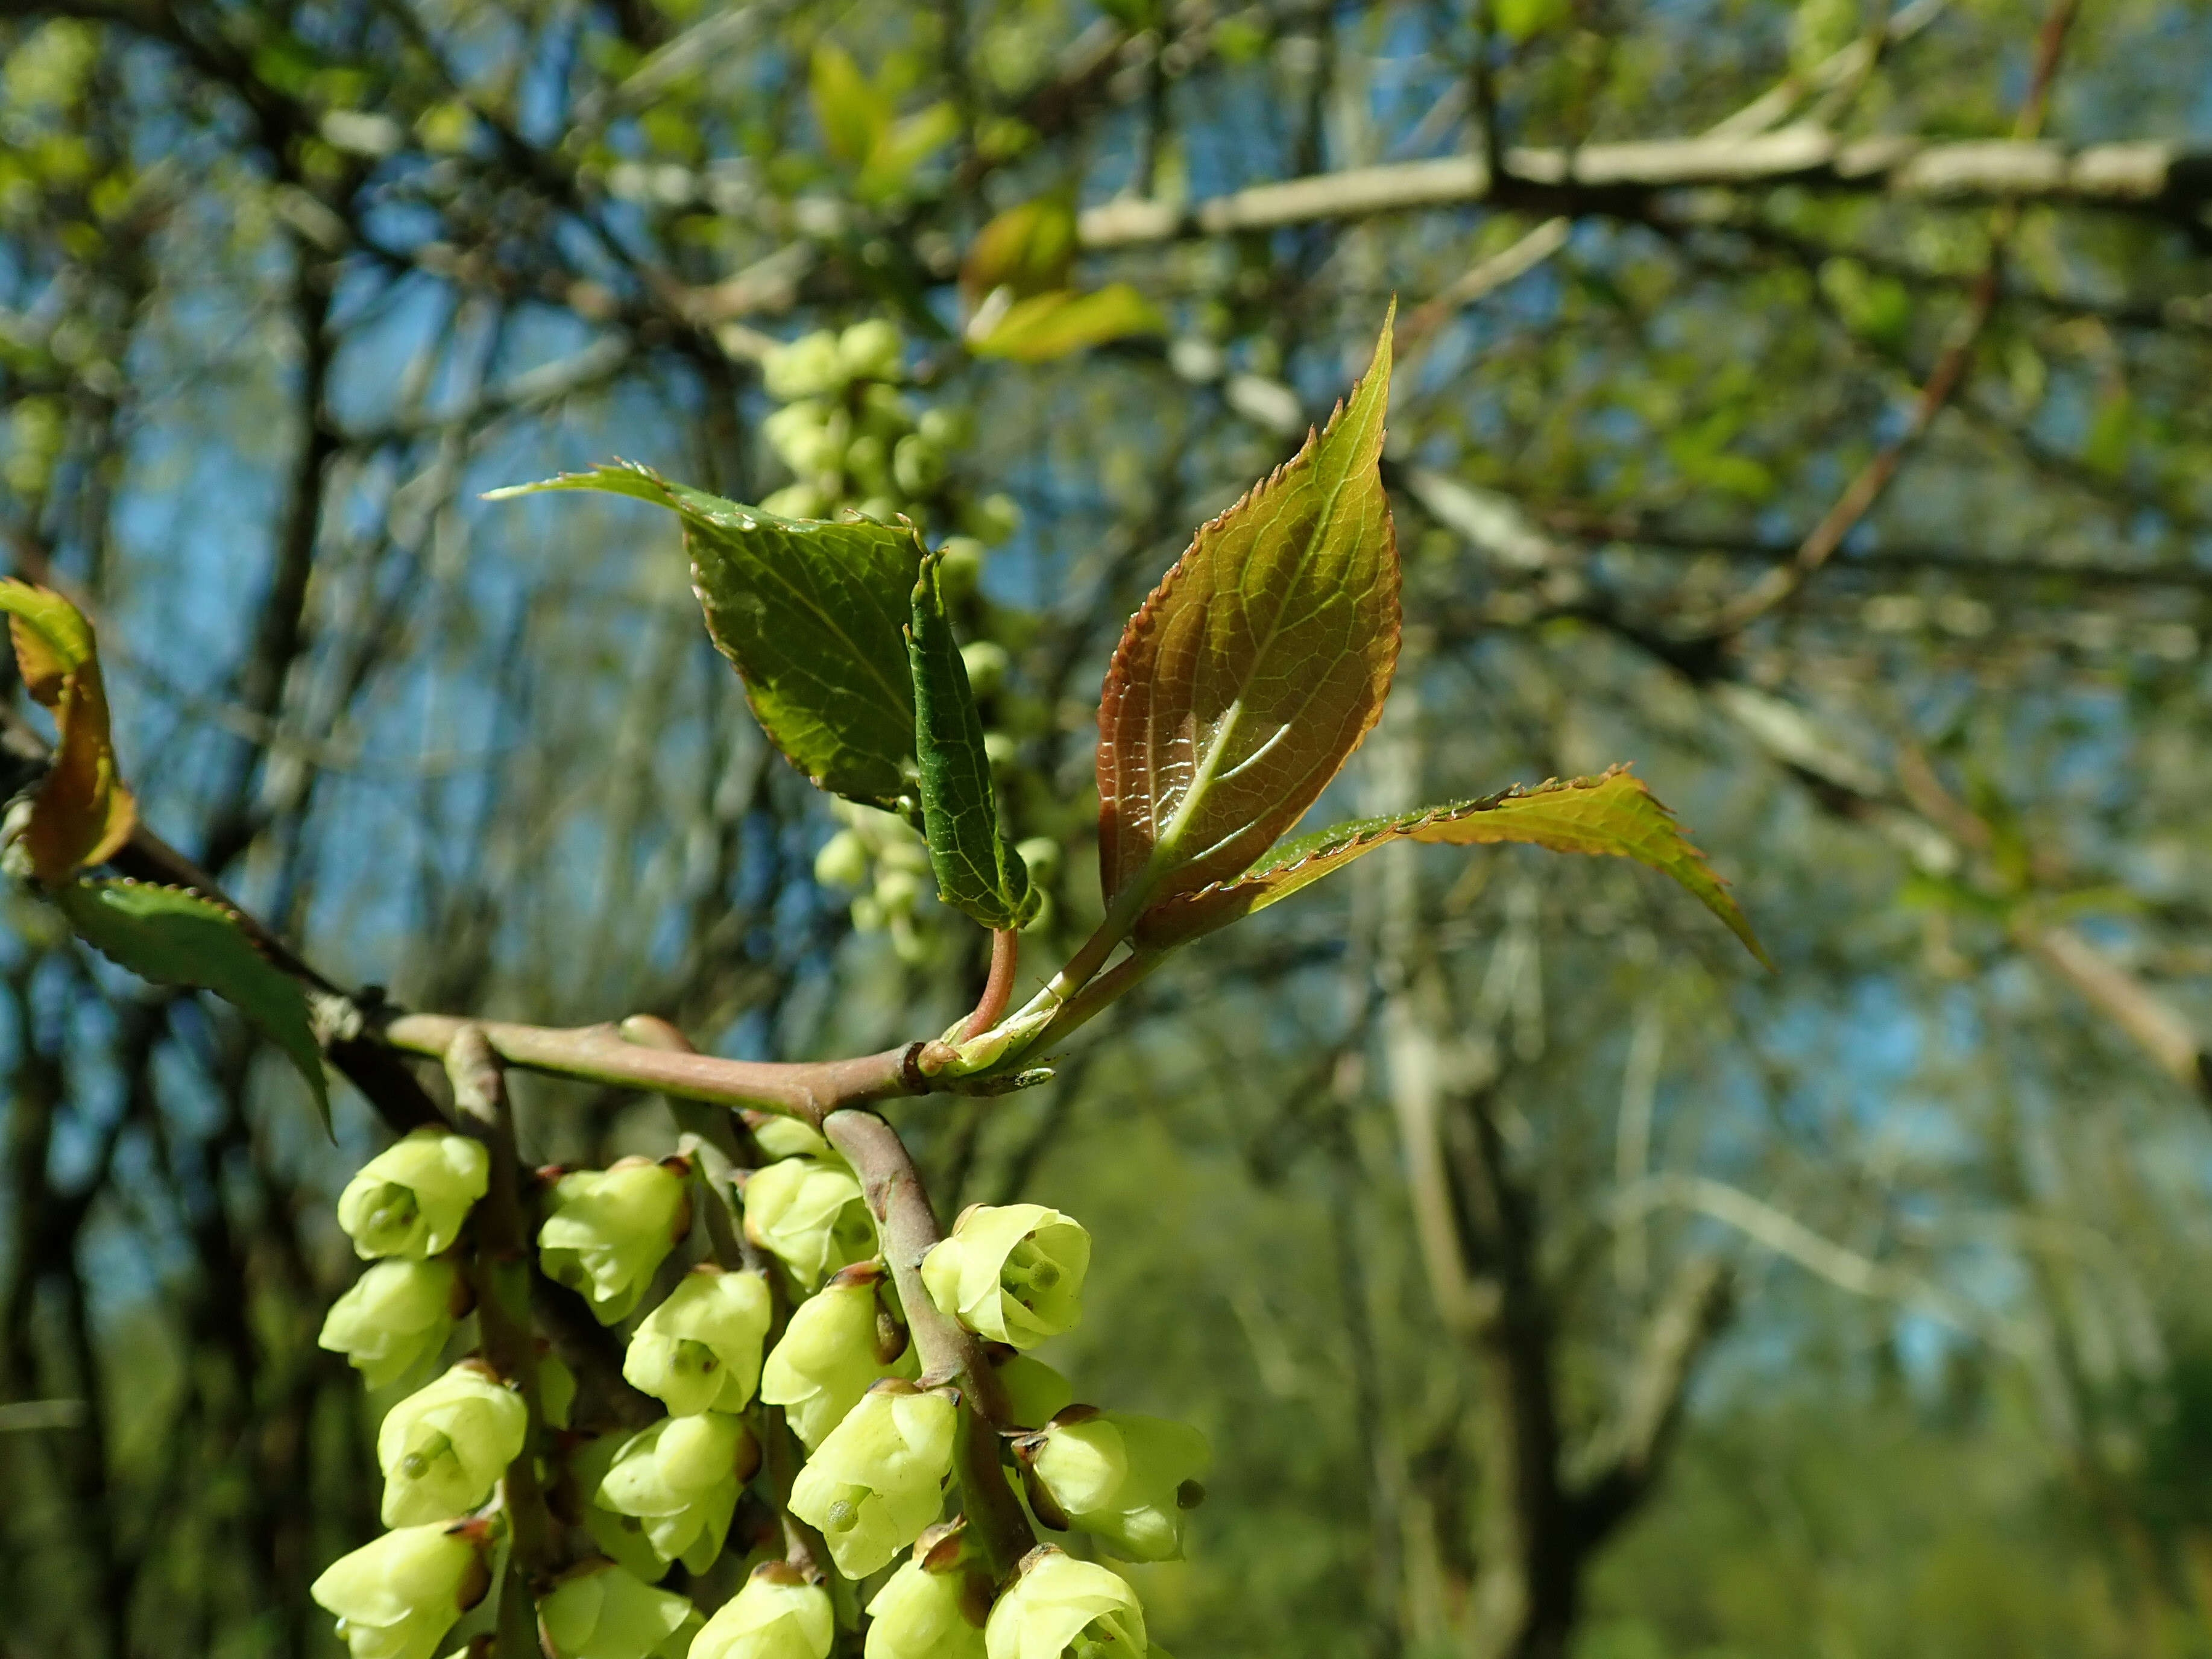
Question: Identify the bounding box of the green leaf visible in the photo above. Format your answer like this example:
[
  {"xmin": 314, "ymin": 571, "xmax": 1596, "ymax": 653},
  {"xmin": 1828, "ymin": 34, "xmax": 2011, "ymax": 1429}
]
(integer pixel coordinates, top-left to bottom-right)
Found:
[
  {"xmin": 968, "ymin": 285, "xmax": 1165, "ymax": 362},
  {"xmin": 1097, "ymin": 308, "xmax": 1400, "ymax": 915},
  {"xmin": 56, "ymin": 879, "xmax": 331, "ymax": 1130},
  {"xmin": 810, "ymin": 42, "xmax": 886, "ymax": 167},
  {"xmin": 0, "ymin": 579, "xmax": 137, "ymax": 883},
  {"xmin": 907, "ymin": 550, "xmax": 1036, "ymax": 930},
  {"xmin": 1135, "ymin": 765, "xmax": 1770, "ymax": 965},
  {"xmin": 961, "ymin": 196, "xmax": 1079, "ymax": 307},
  {"xmin": 860, "ymin": 102, "xmax": 959, "ymax": 200},
  {"xmin": 488, "ymin": 462, "xmax": 923, "ymax": 810}
]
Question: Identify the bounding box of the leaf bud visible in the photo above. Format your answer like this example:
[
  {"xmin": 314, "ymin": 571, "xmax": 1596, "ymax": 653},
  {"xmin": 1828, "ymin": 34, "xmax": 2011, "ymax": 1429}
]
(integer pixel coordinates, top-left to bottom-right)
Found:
[
  {"xmin": 594, "ymin": 1410, "xmax": 754, "ymax": 1572},
  {"xmin": 920, "ymin": 1204, "xmax": 1089, "ymax": 1349},
  {"xmin": 763, "ymin": 330, "xmax": 845, "ymax": 400},
  {"xmin": 310, "ymin": 1520, "xmax": 490, "ymax": 1659},
  {"xmin": 813, "ymin": 828, "xmax": 871, "ymax": 890},
  {"xmin": 789, "ymin": 1382, "xmax": 958, "ymax": 1578},
  {"xmin": 624, "ymin": 1265, "xmax": 772, "ymax": 1415},
  {"xmin": 892, "ymin": 433, "xmax": 945, "ymax": 496},
  {"xmin": 838, "ymin": 318, "xmax": 904, "ymax": 383},
  {"xmin": 336, "ymin": 1129, "xmax": 490, "ymax": 1260},
  {"xmin": 538, "ymin": 1159, "xmax": 692, "ymax": 1324},
  {"xmin": 539, "ymin": 1561, "xmax": 700, "ymax": 1659},
  {"xmin": 864, "ymin": 1528, "xmax": 988, "ymax": 1659},
  {"xmin": 957, "ymin": 641, "xmax": 1008, "ymax": 699},
  {"xmin": 377, "ymin": 1360, "xmax": 529, "ymax": 1527},
  {"xmin": 691, "ymin": 1564, "xmax": 834, "ymax": 1659},
  {"xmin": 1021, "ymin": 1412, "xmax": 1211, "ymax": 1562},
  {"xmin": 742, "ymin": 1157, "xmax": 875, "ymax": 1289},
  {"xmin": 761, "ymin": 483, "xmax": 825, "ymax": 521},
  {"xmin": 982, "ymin": 1549, "xmax": 1149, "ymax": 1659},
  {"xmin": 761, "ymin": 1273, "xmax": 919, "ymax": 1447},
  {"xmin": 320, "ymin": 1258, "xmax": 467, "ymax": 1388}
]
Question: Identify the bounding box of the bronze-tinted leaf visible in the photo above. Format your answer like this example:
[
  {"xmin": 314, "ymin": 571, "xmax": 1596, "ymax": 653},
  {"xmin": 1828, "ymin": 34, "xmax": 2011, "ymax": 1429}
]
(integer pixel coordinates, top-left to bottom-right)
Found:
[
  {"xmin": 0, "ymin": 581, "xmax": 136, "ymax": 883},
  {"xmin": 1136, "ymin": 764, "xmax": 1769, "ymax": 965},
  {"xmin": 488, "ymin": 464, "xmax": 923, "ymax": 810},
  {"xmin": 1097, "ymin": 311, "xmax": 1399, "ymax": 915}
]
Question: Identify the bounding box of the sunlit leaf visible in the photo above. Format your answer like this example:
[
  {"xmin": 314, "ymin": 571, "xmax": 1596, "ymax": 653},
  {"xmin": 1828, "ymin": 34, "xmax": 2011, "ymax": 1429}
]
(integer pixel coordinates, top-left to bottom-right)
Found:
[
  {"xmin": 861, "ymin": 102, "xmax": 959, "ymax": 199},
  {"xmin": 488, "ymin": 463, "xmax": 922, "ymax": 810},
  {"xmin": 1136, "ymin": 765, "xmax": 1769, "ymax": 964},
  {"xmin": 55, "ymin": 879, "xmax": 330, "ymax": 1131},
  {"xmin": 907, "ymin": 549, "xmax": 1037, "ymax": 930},
  {"xmin": 0, "ymin": 579, "xmax": 136, "ymax": 883},
  {"xmin": 961, "ymin": 197, "xmax": 1079, "ymax": 308},
  {"xmin": 1096, "ymin": 310, "xmax": 1399, "ymax": 914},
  {"xmin": 810, "ymin": 42, "xmax": 886, "ymax": 167},
  {"xmin": 968, "ymin": 284, "xmax": 1165, "ymax": 362}
]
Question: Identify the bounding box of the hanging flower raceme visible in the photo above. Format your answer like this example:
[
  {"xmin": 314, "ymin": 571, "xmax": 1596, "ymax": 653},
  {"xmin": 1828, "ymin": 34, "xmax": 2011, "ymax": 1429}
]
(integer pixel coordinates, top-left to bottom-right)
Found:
[
  {"xmin": 320, "ymin": 1258, "xmax": 469, "ymax": 1388},
  {"xmin": 742, "ymin": 1156, "xmax": 877, "ymax": 1288},
  {"xmin": 983, "ymin": 1550, "xmax": 1156, "ymax": 1659},
  {"xmin": 377, "ymin": 1360, "xmax": 529, "ymax": 1526},
  {"xmin": 309, "ymin": 1521, "xmax": 490, "ymax": 1659},
  {"xmin": 594, "ymin": 1409, "xmax": 756, "ymax": 1571},
  {"xmin": 864, "ymin": 1523, "xmax": 989, "ymax": 1659},
  {"xmin": 1021, "ymin": 1409, "xmax": 1211, "ymax": 1562},
  {"xmin": 789, "ymin": 1380, "xmax": 958, "ymax": 1578},
  {"xmin": 920, "ymin": 1204, "xmax": 1089, "ymax": 1349},
  {"xmin": 538, "ymin": 1561, "xmax": 701, "ymax": 1659},
  {"xmin": 691, "ymin": 1564, "xmax": 834, "ymax": 1659},
  {"xmin": 538, "ymin": 1157, "xmax": 692, "ymax": 1324},
  {"xmin": 624, "ymin": 1264, "xmax": 772, "ymax": 1415},
  {"xmin": 338, "ymin": 1129, "xmax": 490, "ymax": 1259},
  {"xmin": 760, "ymin": 1268, "xmax": 915, "ymax": 1449}
]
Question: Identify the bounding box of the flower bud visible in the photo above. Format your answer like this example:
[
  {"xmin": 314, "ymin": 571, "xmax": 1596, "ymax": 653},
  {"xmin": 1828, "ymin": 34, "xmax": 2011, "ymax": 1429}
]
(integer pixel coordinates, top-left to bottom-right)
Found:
[
  {"xmin": 862, "ymin": 382, "xmax": 914, "ymax": 432},
  {"xmin": 377, "ymin": 1361, "xmax": 529, "ymax": 1526},
  {"xmin": 1026, "ymin": 1412, "xmax": 1210, "ymax": 1563},
  {"xmin": 692, "ymin": 1565, "xmax": 833, "ymax": 1659},
  {"xmin": 539, "ymin": 1561, "xmax": 699, "ymax": 1659},
  {"xmin": 920, "ymin": 1204, "xmax": 1089, "ymax": 1349},
  {"xmin": 916, "ymin": 406, "xmax": 970, "ymax": 451},
  {"xmin": 864, "ymin": 1542, "xmax": 987, "ymax": 1659},
  {"xmin": 992, "ymin": 1354, "xmax": 1071, "ymax": 1432},
  {"xmin": 1011, "ymin": 837, "xmax": 1060, "ymax": 883},
  {"xmin": 813, "ymin": 828, "xmax": 871, "ymax": 890},
  {"xmin": 957, "ymin": 641, "xmax": 1008, "ymax": 699},
  {"xmin": 763, "ymin": 401, "xmax": 845, "ymax": 476},
  {"xmin": 855, "ymin": 494, "xmax": 901, "ymax": 526},
  {"xmin": 321, "ymin": 1258, "xmax": 466, "ymax": 1388},
  {"xmin": 763, "ymin": 330, "xmax": 845, "ymax": 400},
  {"xmin": 761, "ymin": 483, "xmax": 825, "ymax": 521},
  {"xmin": 983, "ymin": 1550, "xmax": 1148, "ymax": 1659},
  {"xmin": 838, "ymin": 318, "xmax": 903, "ymax": 383},
  {"xmin": 625, "ymin": 1265, "xmax": 773, "ymax": 1415},
  {"xmin": 310, "ymin": 1522, "xmax": 490, "ymax": 1659},
  {"xmin": 789, "ymin": 1383, "xmax": 957, "ymax": 1578},
  {"xmin": 595, "ymin": 1411, "xmax": 752, "ymax": 1571},
  {"xmin": 934, "ymin": 538, "xmax": 985, "ymax": 596},
  {"xmin": 749, "ymin": 1114, "xmax": 841, "ymax": 1165},
  {"xmin": 845, "ymin": 433, "xmax": 891, "ymax": 494},
  {"xmin": 742, "ymin": 1158, "xmax": 875, "ymax": 1289},
  {"xmin": 761, "ymin": 1276, "xmax": 916, "ymax": 1448},
  {"xmin": 337, "ymin": 1130, "xmax": 490, "ymax": 1260},
  {"xmin": 962, "ymin": 493, "xmax": 1020, "ymax": 546},
  {"xmin": 538, "ymin": 1160, "xmax": 690, "ymax": 1324},
  {"xmin": 892, "ymin": 433, "xmax": 944, "ymax": 496}
]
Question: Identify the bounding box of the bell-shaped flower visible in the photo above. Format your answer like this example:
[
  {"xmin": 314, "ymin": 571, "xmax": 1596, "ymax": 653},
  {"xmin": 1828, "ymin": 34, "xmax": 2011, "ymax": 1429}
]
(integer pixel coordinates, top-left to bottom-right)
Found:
[
  {"xmin": 539, "ymin": 1561, "xmax": 699, "ymax": 1659},
  {"xmin": 1026, "ymin": 1411, "xmax": 1210, "ymax": 1563},
  {"xmin": 539, "ymin": 1159, "xmax": 691, "ymax": 1324},
  {"xmin": 983, "ymin": 1550, "xmax": 1147, "ymax": 1659},
  {"xmin": 310, "ymin": 1521, "xmax": 490, "ymax": 1659},
  {"xmin": 864, "ymin": 1528, "xmax": 988, "ymax": 1659},
  {"xmin": 749, "ymin": 1115, "xmax": 843, "ymax": 1166},
  {"xmin": 338, "ymin": 1130, "xmax": 490, "ymax": 1259},
  {"xmin": 693, "ymin": 1565, "xmax": 834, "ymax": 1659},
  {"xmin": 567, "ymin": 1435, "xmax": 670, "ymax": 1584},
  {"xmin": 594, "ymin": 1410, "xmax": 754, "ymax": 1572},
  {"xmin": 321, "ymin": 1258, "xmax": 467, "ymax": 1388},
  {"xmin": 788, "ymin": 1382, "xmax": 957, "ymax": 1578},
  {"xmin": 761, "ymin": 1274, "xmax": 915, "ymax": 1449},
  {"xmin": 742, "ymin": 1157, "xmax": 875, "ymax": 1288},
  {"xmin": 992, "ymin": 1353, "xmax": 1071, "ymax": 1431},
  {"xmin": 920, "ymin": 1205, "xmax": 1089, "ymax": 1349},
  {"xmin": 378, "ymin": 1361, "xmax": 529, "ymax": 1526},
  {"xmin": 625, "ymin": 1265, "xmax": 772, "ymax": 1415}
]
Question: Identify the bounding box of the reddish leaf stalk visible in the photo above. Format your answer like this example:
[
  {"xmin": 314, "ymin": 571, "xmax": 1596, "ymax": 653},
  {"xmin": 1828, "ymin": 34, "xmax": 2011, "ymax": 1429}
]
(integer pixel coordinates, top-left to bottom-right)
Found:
[{"xmin": 963, "ymin": 928, "xmax": 1022, "ymax": 1039}]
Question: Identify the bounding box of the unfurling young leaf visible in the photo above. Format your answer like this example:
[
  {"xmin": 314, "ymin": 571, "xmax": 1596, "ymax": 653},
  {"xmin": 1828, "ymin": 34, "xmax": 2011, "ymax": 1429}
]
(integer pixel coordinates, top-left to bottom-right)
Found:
[
  {"xmin": 0, "ymin": 580, "xmax": 137, "ymax": 883},
  {"xmin": 968, "ymin": 285, "xmax": 1166, "ymax": 363},
  {"xmin": 809, "ymin": 42, "xmax": 886, "ymax": 167},
  {"xmin": 961, "ymin": 196, "xmax": 1079, "ymax": 310},
  {"xmin": 488, "ymin": 462, "xmax": 924, "ymax": 811},
  {"xmin": 1097, "ymin": 307, "xmax": 1400, "ymax": 921},
  {"xmin": 1136, "ymin": 766, "xmax": 1769, "ymax": 965},
  {"xmin": 55, "ymin": 879, "xmax": 331, "ymax": 1129},
  {"xmin": 907, "ymin": 550, "xmax": 1038, "ymax": 930}
]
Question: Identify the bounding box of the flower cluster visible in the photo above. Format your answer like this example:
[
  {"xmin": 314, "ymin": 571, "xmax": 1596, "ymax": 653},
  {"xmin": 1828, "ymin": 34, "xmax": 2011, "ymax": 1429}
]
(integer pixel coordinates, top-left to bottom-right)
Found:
[{"xmin": 311, "ymin": 1116, "xmax": 1202, "ymax": 1659}]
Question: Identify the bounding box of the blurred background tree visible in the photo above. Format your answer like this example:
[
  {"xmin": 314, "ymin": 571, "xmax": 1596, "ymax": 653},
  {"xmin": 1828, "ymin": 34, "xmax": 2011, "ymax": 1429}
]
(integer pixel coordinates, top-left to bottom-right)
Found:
[{"xmin": 1, "ymin": 0, "xmax": 2210, "ymax": 1655}]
